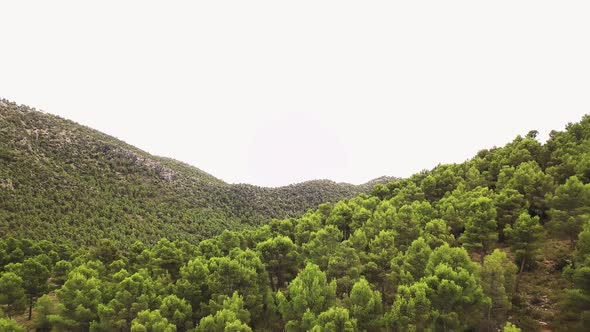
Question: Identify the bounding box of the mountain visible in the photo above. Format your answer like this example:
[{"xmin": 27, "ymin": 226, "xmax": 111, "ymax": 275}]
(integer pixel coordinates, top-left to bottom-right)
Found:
[
  {"xmin": 3, "ymin": 98, "xmax": 590, "ymax": 331},
  {"xmin": 0, "ymin": 99, "xmax": 395, "ymax": 245}
]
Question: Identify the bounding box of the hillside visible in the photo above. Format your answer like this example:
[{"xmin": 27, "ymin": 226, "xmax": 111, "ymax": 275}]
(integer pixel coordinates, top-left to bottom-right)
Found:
[
  {"xmin": 0, "ymin": 99, "xmax": 394, "ymax": 245},
  {"xmin": 3, "ymin": 99, "xmax": 590, "ymax": 331}
]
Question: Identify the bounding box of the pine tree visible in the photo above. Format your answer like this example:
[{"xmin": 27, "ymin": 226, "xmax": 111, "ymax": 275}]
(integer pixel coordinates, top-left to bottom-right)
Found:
[
  {"xmin": 481, "ymin": 250, "xmax": 517, "ymax": 329},
  {"xmin": 130, "ymin": 309, "xmax": 176, "ymax": 332},
  {"xmin": 311, "ymin": 306, "xmax": 356, "ymax": 332},
  {"xmin": 460, "ymin": 197, "xmax": 498, "ymax": 263},
  {"xmin": 347, "ymin": 278, "xmax": 382, "ymax": 331},
  {"xmin": 0, "ymin": 272, "xmax": 27, "ymax": 319},
  {"xmin": 256, "ymin": 236, "xmax": 299, "ymax": 291},
  {"xmin": 276, "ymin": 263, "xmax": 336, "ymax": 332},
  {"xmin": 547, "ymin": 176, "xmax": 590, "ymax": 247},
  {"xmin": 505, "ymin": 212, "xmax": 544, "ymax": 277}
]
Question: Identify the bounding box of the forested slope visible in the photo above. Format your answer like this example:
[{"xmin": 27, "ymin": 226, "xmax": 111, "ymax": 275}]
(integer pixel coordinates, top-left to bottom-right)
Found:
[
  {"xmin": 0, "ymin": 99, "xmax": 392, "ymax": 245},
  {"xmin": 2, "ymin": 106, "xmax": 590, "ymax": 331}
]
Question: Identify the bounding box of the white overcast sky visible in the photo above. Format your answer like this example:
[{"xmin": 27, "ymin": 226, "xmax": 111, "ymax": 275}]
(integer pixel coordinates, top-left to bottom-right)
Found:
[{"xmin": 1, "ymin": 1, "xmax": 589, "ymax": 187}]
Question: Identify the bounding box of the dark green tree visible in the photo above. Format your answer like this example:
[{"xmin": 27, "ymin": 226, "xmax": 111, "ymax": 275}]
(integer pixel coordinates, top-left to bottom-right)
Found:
[
  {"xmin": 481, "ymin": 249, "xmax": 517, "ymax": 330},
  {"xmin": 20, "ymin": 258, "xmax": 50, "ymax": 320},
  {"xmin": 310, "ymin": 306, "xmax": 356, "ymax": 332},
  {"xmin": 130, "ymin": 309, "xmax": 176, "ymax": 332},
  {"xmin": 207, "ymin": 251, "xmax": 268, "ymax": 324},
  {"xmin": 151, "ymin": 238, "xmax": 185, "ymax": 280},
  {"xmin": 303, "ymin": 226, "xmax": 342, "ymax": 270},
  {"xmin": 547, "ymin": 176, "xmax": 590, "ymax": 247},
  {"xmin": 365, "ymin": 230, "xmax": 398, "ymax": 299},
  {"xmin": 391, "ymin": 204, "xmax": 422, "ymax": 251},
  {"xmin": 276, "ymin": 263, "xmax": 336, "ymax": 332},
  {"xmin": 176, "ymin": 257, "xmax": 209, "ymax": 325},
  {"xmin": 56, "ymin": 271, "xmax": 103, "ymax": 331},
  {"xmin": 424, "ymin": 244, "xmax": 490, "ymax": 330},
  {"xmin": 256, "ymin": 236, "xmax": 299, "ymax": 291},
  {"xmin": 494, "ymin": 188, "xmax": 528, "ymax": 242},
  {"xmin": 97, "ymin": 271, "xmax": 156, "ymax": 332},
  {"xmin": 34, "ymin": 294, "xmax": 56, "ymax": 332},
  {"xmin": 398, "ymin": 237, "xmax": 432, "ymax": 284},
  {"xmin": 326, "ymin": 243, "xmax": 361, "ymax": 295},
  {"xmin": 91, "ymin": 238, "xmax": 122, "ymax": 266},
  {"xmin": 0, "ymin": 272, "xmax": 27, "ymax": 319},
  {"xmin": 421, "ymin": 219, "xmax": 455, "ymax": 249},
  {"xmin": 159, "ymin": 294, "xmax": 193, "ymax": 332},
  {"xmin": 53, "ymin": 260, "xmax": 73, "ymax": 285},
  {"xmin": 505, "ymin": 212, "xmax": 544, "ymax": 276},
  {"xmin": 326, "ymin": 201, "xmax": 353, "ymax": 240},
  {"xmin": 498, "ymin": 161, "xmax": 554, "ymax": 219},
  {"xmin": 347, "ymin": 278, "xmax": 382, "ymax": 331},
  {"xmin": 387, "ymin": 281, "xmax": 434, "ymax": 331},
  {"xmin": 197, "ymin": 292, "xmax": 252, "ymax": 332},
  {"xmin": 460, "ymin": 197, "xmax": 498, "ymax": 263}
]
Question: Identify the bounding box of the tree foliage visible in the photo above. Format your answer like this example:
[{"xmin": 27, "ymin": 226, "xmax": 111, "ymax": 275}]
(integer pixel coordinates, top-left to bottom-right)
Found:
[{"xmin": 3, "ymin": 103, "xmax": 590, "ymax": 330}]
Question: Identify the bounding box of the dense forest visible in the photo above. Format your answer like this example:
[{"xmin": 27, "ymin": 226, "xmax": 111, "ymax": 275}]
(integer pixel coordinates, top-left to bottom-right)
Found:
[
  {"xmin": 2, "ymin": 103, "xmax": 590, "ymax": 331},
  {"xmin": 0, "ymin": 99, "xmax": 393, "ymax": 245}
]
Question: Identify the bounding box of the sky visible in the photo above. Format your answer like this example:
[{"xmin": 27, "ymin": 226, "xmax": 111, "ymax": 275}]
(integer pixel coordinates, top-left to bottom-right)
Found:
[{"xmin": 1, "ymin": 1, "xmax": 589, "ymax": 187}]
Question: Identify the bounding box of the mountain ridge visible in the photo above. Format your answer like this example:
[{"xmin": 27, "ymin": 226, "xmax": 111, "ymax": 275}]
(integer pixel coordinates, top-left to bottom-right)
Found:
[
  {"xmin": 0, "ymin": 99, "xmax": 395, "ymax": 245},
  {"xmin": 0, "ymin": 98, "xmax": 391, "ymax": 188}
]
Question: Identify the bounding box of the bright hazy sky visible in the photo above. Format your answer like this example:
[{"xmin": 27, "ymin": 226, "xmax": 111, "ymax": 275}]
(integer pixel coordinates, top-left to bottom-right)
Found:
[{"xmin": 2, "ymin": 2, "xmax": 589, "ymax": 187}]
